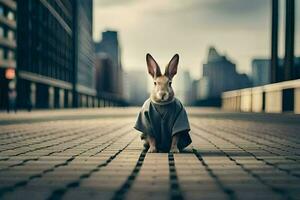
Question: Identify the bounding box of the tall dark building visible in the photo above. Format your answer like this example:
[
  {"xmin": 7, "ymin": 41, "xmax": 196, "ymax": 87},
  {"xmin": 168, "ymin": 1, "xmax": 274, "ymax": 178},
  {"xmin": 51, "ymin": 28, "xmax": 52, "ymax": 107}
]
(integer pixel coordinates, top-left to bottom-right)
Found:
[
  {"xmin": 202, "ymin": 47, "xmax": 251, "ymax": 98},
  {"xmin": 95, "ymin": 53, "xmax": 114, "ymax": 94},
  {"xmin": 94, "ymin": 30, "xmax": 123, "ymax": 96},
  {"xmin": 16, "ymin": 0, "xmax": 95, "ymax": 109},
  {"xmin": 95, "ymin": 31, "xmax": 121, "ymax": 69},
  {"xmin": 73, "ymin": 0, "xmax": 95, "ymax": 107},
  {"xmin": 17, "ymin": 0, "xmax": 75, "ymax": 109},
  {"xmin": 0, "ymin": 0, "xmax": 17, "ymax": 110},
  {"xmin": 94, "ymin": 52, "xmax": 126, "ymax": 106}
]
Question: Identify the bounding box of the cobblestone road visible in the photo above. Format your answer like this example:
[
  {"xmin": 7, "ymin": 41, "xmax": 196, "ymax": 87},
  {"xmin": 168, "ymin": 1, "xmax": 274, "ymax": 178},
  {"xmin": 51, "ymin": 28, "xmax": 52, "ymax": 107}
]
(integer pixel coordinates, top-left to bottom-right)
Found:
[{"xmin": 0, "ymin": 108, "xmax": 300, "ymax": 200}]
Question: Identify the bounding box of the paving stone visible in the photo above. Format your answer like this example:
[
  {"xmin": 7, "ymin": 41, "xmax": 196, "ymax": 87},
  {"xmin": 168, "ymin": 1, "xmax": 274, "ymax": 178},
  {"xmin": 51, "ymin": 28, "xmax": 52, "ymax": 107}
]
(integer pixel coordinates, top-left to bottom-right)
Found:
[
  {"xmin": 63, "ymin": 190, "xmax": 114, "ymax": 200},
  {"xmin": 0, "ymin": 109, "xmax": 300, "ymax": 200}
]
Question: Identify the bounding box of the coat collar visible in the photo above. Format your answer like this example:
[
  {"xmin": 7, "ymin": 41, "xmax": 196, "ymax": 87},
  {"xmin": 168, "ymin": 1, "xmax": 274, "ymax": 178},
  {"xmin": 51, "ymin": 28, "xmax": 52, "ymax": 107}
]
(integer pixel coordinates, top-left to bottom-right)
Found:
[{"xmin": 150, "ymin": 97, "xmax": 175, "ymax": 106}]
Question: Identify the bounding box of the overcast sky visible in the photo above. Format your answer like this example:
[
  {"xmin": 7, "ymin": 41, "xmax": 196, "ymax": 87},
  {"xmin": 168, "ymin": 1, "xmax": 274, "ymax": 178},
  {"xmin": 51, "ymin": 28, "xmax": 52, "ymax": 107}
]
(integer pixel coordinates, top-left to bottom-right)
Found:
[{"xmin": 93, "ymin": 0, "xmax": 300, "ymax": 79}]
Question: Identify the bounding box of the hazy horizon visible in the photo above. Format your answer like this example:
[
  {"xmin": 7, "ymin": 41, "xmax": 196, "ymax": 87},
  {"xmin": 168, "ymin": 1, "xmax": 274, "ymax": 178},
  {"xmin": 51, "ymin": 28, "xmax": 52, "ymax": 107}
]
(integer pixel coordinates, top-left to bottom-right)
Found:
[{"xmin": 93, "ymin": 0, "xmax": 300, "ymax": 79}]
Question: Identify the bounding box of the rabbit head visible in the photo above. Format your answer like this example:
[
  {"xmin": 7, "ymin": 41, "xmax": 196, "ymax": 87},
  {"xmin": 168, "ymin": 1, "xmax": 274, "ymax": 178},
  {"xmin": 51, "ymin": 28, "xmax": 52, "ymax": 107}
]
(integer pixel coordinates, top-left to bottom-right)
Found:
[{"xmin": 146, "ymin": 53, "xmax": 179, "ymax": 104}]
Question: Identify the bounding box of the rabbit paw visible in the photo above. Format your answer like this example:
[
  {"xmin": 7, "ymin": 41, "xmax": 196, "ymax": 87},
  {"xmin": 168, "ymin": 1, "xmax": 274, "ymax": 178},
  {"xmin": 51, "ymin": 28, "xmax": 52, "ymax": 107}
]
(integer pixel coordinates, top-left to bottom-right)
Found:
[
  {"xmin": 148, "ymin": 146, "xmax": 157, "ymax": 153},
  {"xmin": 170, "ymin": 147, "xmax": 180, "ymax": 153}
]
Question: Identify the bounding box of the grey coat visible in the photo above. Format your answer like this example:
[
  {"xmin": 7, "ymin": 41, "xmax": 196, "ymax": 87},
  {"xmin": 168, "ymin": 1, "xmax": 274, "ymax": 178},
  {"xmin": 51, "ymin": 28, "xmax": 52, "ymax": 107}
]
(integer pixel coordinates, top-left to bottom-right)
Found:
[{"xmin": 134, "ymin": 98, "xmax": 192, "ymax": 152}]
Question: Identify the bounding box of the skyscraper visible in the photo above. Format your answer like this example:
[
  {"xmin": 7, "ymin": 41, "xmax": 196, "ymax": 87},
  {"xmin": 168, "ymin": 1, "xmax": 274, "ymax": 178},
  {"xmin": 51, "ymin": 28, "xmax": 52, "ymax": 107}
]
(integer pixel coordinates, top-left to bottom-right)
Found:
[
  {"xmin": 94, "ymin": 30, "xmax": 123, "ymax": 96},
  {"xmin": 202, "ymin": 47, "xmax": 251, "ymax": 99},
  {"xmin": 94, "ymin": 53, "xmax": 115, "ymax": 94},
  {"xmin": 73, "ymin": 0, "xmax": 96, "ymax": 107},
  {"xmin": 17, "ymin": 0, "xmax": 75, "ymax": 109},
  {"xmin": 16, "ymin": 0, "xmax": 95, "ymax": 109},
  {"xmin": 95, "ymin": 31, "xmax": 121, "ymax": 69},
  {"xmin": 0, "ymin": 0, "xmax": 16, "ymax": 110}
]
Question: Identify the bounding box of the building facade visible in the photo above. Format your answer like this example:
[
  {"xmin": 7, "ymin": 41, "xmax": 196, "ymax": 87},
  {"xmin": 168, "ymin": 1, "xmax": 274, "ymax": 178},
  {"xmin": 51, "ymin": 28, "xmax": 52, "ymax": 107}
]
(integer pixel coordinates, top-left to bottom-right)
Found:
[
  {"xmin": 125, "ymin": 69, "xmax": 148, "ymax": 106},
  {"xmin": 173, "ymin": 70, "xmax": 193, "ymax": 105},
  {"xmin": 95, "ymin": 31, "xmax": 121, "ymax": 70},
  {"xmin": 17, "ymin": 0, "xmax": 75, "ymax": 109},
  {"xmin": 0, "ymin": 0, "xmax": 16, "ymax": 110},
  {"xmin": 73, "ymin": 0, "xmax": 96, "ymax": 107},
  {"xmin": 95, "ymin": 53, "xmax": 114, "ymax": 94},
  {"xmin": 252, "ymin": 59, "xmax": 271, "ymax": 86},
  {"xmin": 252, "ymin": 57, "xmax": 300, "ymax": 87},
  {"xmin": 94, "ymin": 30, "xmax": 123, "ymax": 97},
  {"xmin": 202, "ymin": 47, "xmax": 251, "ymax": 99},
  {"xmin": 197, "ymin": 77, "xmax": 210, "ymax": 100},
  {"xmin": 16, "ymin": 0, "xmax": 97, "ymax": 109},
  {"xmin": 94, "ymin": 52, "xmax": 126, "ymax": 106}
]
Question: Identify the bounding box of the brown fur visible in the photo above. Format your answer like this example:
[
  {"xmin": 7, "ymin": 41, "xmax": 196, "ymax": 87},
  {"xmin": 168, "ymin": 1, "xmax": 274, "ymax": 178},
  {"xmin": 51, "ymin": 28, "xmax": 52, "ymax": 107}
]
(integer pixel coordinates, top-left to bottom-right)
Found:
[
  {"xmin": 150, "ymin": 75, "xmax": 174, "ymax": 104},
  {"xmin": 145, "ymin": 53, "xmax": 180, "ymax": 153}
]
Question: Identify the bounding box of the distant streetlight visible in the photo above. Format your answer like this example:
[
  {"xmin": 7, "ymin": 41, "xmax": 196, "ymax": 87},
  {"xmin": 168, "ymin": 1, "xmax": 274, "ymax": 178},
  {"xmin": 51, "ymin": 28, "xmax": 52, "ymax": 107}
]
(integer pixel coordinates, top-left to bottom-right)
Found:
[{"xmin": 5, "ymin": 68, "xmax": 15, "ymax": 80}]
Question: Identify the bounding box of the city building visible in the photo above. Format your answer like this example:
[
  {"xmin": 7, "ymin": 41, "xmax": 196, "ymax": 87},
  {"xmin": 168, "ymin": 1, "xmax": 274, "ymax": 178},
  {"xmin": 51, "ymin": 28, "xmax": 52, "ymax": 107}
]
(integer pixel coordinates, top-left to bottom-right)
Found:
[
  {"xmin": 95, "ymin": 31, "xmax": 121, "ymax": 69},
  {"xmin": 202, "ymin": 46, "xmax": 251, "ymax": 99},
  {"xmin": 197, "ymin": 77, "xmax": 210, "ymax": 100},
  {"xmin": 73, "ymin": 0, "xmax": 96, "ymax": 108},
  {"xmin": 125, "ymin": 69, "xmax": 148, "ymax": 106},
  {"xmin": 252, "ymin": 59, "xmax": 271, "ymax": 86},
  {"xmin": 295, "ymin": 57, "xmax": 300, "ymax": 79},
  {"xmin": 191, "ymin": 77, "xmax": 211, "ymax": 105},
  {"xmin": 191, "ymin": 79, "xmax": 199, "ymax": 104},
  {"xmin": 0, "ymin": 0, "xmax": 16, "ymax": 110},
  {"xmin": 94, "ymin": 52, "xmax": 126, "ymax": 106},
  {"xmin": 17, "ymin": 0, "xmax": 75, "ymax": 109},
  {"xmin": 16, "ymin": 0, "xmax": 96, "ymax": 109},
  {"xmin": 121, "ymin": 70, "xmax": 130, "ymax": 103},
  {"xmin": 94, "ymin": 53, "xmax": 115, "ymax": 94},
  {"xmin": 251, "ymin": 57, "xmax": 300, "ymax": 86},
  {"xmin": 94, "ymin": 30, "xmax": 123, "ymax": 96},
  {"xmin": 173, "ymin": 70, "xmax": 193, "ymax": 105}
]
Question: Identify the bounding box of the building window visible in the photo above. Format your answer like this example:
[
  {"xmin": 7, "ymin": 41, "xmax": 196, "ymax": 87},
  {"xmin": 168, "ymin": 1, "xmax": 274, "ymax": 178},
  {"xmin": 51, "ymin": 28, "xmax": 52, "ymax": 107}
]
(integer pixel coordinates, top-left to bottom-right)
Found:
[
  {"xmin": 8, "ymin": 50, "xmax": 15, "ymax": 60},
  {"xmin": 3, "ymin": 49, "xmax": 7, "ymax": 59},
  {"xmin": 7, "ymin": 11, "xmax": 14, "ymax": 20},
  {"xmin": 7, "ymin": 30, "xmax": 14, "ymax": 40},
  {"xmin": 0, "ymin": 26, "xmax": 3, "ymax": 37},
  {"xmin": 0, "ymin": 49, "xmax": 3, "ymax": 59},
  {"xmin": 0, "ymin": 6, "xmax": 3, "ymax": 16}
]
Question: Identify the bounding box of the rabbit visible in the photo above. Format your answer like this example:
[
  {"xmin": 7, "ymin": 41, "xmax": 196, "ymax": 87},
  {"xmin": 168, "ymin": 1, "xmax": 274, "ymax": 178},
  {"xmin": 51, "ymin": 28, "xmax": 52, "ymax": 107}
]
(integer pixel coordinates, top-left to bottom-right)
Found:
[{"xmin": 134, "ymin": 54, "xmax": 192, "ymax": 153}]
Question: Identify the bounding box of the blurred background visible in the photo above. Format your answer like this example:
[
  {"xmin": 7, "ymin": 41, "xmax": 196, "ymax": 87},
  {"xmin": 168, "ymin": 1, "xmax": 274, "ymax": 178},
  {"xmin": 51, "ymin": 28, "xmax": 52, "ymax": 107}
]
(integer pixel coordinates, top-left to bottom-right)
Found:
[{"xmin": 0, "ymin": 0, "xmax": 299, "ymax": 111}]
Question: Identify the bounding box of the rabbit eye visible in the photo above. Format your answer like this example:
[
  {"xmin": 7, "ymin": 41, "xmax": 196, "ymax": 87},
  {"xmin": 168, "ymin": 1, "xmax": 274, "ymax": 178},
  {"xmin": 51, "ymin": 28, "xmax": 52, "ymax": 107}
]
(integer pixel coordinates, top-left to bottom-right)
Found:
[
  {"xmin": 154, "ymin": 82, "xmax": 157, "ymax": 86},
  {"xmin": 169, "ymin": 82, "xmax": 172, "ymax": 86}
]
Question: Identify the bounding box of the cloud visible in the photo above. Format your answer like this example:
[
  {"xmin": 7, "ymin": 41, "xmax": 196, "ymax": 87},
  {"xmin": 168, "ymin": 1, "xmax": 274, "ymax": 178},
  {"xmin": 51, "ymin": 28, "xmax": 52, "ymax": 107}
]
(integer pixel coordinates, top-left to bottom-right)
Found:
[
  {"xmin": 147, "ymin": 0, "xmax": 270, "ymax": 30},
  {"xmin": 194, "ymin": 0, "xmax": 269, "ymax": 15},
  {"xmin": 93, "ymin": 0, "xmax": 279, "ymax": 78}
]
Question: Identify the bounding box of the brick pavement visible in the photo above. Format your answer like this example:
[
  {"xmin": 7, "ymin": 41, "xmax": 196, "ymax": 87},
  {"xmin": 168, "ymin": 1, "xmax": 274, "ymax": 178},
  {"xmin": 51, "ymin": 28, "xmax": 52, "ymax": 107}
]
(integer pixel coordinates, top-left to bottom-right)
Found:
[{"xmin": 0, "ymin": 108, "xmax": 300, "ymax": 200}]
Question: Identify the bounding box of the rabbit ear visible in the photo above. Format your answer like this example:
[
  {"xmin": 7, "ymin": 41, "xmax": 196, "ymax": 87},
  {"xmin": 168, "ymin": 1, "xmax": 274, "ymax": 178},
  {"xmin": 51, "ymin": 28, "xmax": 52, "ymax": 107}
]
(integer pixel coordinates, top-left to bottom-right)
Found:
[
  {"xmin": 165, "ymin": 54, "xmax": 179, "ymax": 79},
  {"xmin": 146, "ymin": 53, "xmax": 162, "ymax": 78}
]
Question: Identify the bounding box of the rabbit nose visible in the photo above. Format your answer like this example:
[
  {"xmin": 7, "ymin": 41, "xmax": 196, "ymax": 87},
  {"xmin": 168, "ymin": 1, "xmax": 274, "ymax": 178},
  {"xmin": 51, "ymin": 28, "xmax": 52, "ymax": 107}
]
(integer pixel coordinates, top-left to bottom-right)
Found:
[
  {"xmin": 158, "ymin": 92, "xmax": 168, "ymax": 100},
  {"xmin": 158, "ymin": 91, "xmax": 165, "ymax": 97}
]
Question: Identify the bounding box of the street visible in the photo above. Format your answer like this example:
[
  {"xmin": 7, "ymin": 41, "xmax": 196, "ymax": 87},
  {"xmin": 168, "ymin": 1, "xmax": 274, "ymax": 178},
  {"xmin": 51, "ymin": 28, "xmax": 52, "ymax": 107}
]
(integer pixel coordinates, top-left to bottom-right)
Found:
[{"xmin": 0, "ymin": 108, "xmax": 300, "ymax": 200}]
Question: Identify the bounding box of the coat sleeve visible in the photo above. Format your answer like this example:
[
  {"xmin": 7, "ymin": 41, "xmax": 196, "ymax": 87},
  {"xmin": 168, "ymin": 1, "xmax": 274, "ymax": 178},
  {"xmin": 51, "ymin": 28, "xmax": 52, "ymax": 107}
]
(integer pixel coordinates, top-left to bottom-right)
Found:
[
  {"xmin": 172, "ymin": 107, "xmax": 191, "ymax": 135},
  {"xmin": 172, "ymin": 106, "xmax": 192, "ymax": 150},
  {"xmin": 133, "ymin": 100, "xmax": 153, "ymax": 137}
]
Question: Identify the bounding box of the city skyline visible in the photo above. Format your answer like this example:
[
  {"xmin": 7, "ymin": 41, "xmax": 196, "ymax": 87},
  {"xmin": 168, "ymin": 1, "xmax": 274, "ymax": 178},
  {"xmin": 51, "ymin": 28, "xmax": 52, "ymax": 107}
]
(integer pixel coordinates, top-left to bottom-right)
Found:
[{"xmin": 93, "ymin": 0, "xmax": 300, "ymax": 79}]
